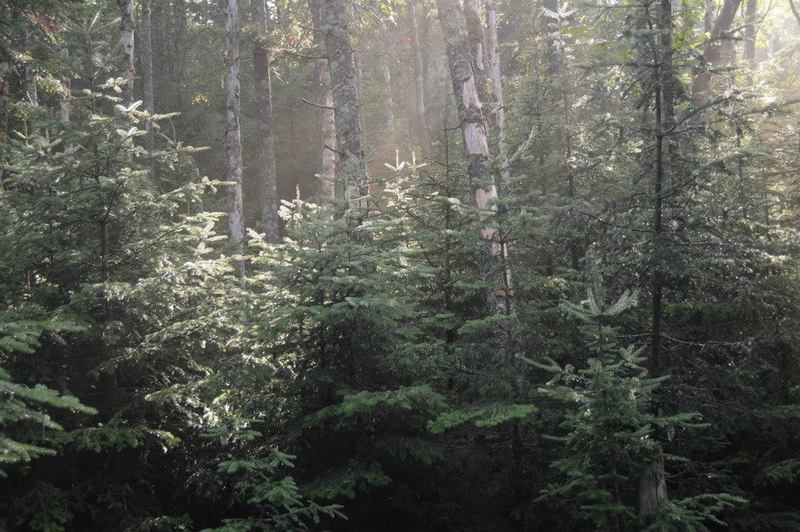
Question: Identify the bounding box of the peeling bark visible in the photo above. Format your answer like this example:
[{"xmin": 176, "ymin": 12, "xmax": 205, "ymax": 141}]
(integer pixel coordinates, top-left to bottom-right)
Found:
[
  {"xmin": 485, "ymin": 0, "xmax": 508, "ymax": 184},
  {"xmin": 224, "ymin": 0, "xmax": 245, "ymax": 269},
  {"xmin": 437, "ymin": 0, "xmax": 515, "ymax": 334},
  {"xmin": 251, "ymin": 0, "xmax": 280, "ymax": 242},
  {"xmin": 464, "ymin": 0, "xmax": 488, "ymax": 100}
]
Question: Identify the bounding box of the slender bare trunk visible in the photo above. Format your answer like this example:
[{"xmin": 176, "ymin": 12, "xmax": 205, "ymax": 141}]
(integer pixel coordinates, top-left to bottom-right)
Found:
[
  {"xmin": 310, "ymin": 0, "xmax": 336, "ymax": 197},
  {"xmin": 0, "ymin": 61, "xmax": 8, "ymax": 137},
  {"xmin": 251, "ymin": 0, "xmax": 280, "ymax": 242},
  {"xmin": 322, "ymin": 0, "xmax": 366, "ymax": 200},
  {"xmin": 436, "ymin": 0, "xmax": 515, "ymax": 335},
  {"xmin": 224, "ymin": 0, "xmax": 245, "ymax": 269},
  {"xmin": 485, "ymin": 0, "xmax": 508, "ymax": 183},
  {"xmin": 408, "ymin": 0, "xmax": 431, "ymax": 159},
  {"xmin": 381, "ymin": 52, "xmax": 395, "ymax": 144},
  {"xmin": 744, "ymin": 0, "xmax": 757, "ymax": 67},
  {"xmin": 59, "ymin": 46, "xmax": 70, "ymax": 123},
  {"xmin": 118, "ymin": 0, "xmax": 135, "ymax": 105},
  {"xmin": 140, "ymin": 0, "xmax": 155, "ymax": 180}
]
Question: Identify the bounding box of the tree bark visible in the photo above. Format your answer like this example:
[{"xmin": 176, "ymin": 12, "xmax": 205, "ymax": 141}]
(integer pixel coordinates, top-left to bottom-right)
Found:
[
  {"xmin": 381, "ymin": 51, "xmax": 395, "ymax": 146},
  {"xmin": 251, "ymin": 0, "xmax": 280, "ymax": 242},
  {"xmin": 310, "ymin": 0, "xmax": 336, "ymax": 197},
  {"xmin": 408, "ymin": 0, "xmax": 431, "ymax": 159},
  {"xmin": 117, "ymin": 0, "xmax": 135, "ymax": 105},
  {"xmin": 743, "ymin": 0, "xmax": 757, "ymax": 66},
  {"xmin": 639, "ymin": 457, "xmax": 668, "ymax": 524},
  {"xmin": 691, "ymin": 0, "xmax": 742, "ymax": 105},
  {"xmin": 140, "ymin": 0, "xmax": 156, "ymax": 181},
  {"xmin": 485, "ymin": 1, "xmax": 508, "ymax": 184},
  {"xmin": 436, "ymin": 0, "xmax": 515, "ymax": 330},
  {"xmin": 464, "ymin": 0, "xmax": 488, "ymax": 100},
  {"xmin": 322, "ymin": 0, "xmax": 367, "ymax": 200},
  {"xmin": 58, "ymin": 46, "xmax": 70, "ymax": 124},
  {"xmin": 224, "ymin": 0, "xmax": 245, "ymax": 269}
]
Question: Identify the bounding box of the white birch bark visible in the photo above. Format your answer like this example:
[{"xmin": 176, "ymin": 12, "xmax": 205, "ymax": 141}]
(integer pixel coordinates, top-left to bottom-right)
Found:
[{"xmin": 437, "ymin": 0, "xmax": 515, "ymax": 331}]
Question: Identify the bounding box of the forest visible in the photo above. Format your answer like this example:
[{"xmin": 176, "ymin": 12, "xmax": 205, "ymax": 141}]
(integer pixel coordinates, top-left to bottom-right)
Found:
[{"xmin": 1, "ymin": 0, "xmax": 800, "ymax": 530}]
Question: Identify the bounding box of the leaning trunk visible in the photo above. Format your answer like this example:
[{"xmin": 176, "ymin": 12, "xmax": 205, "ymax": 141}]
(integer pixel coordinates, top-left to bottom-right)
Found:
[
  {"xmin": 224, "ymin": 0, "xmax": 245, "ymax": 269},
  {"xmin": 251, "ymin": 0, "xmax": 280, "ymax": 242}
]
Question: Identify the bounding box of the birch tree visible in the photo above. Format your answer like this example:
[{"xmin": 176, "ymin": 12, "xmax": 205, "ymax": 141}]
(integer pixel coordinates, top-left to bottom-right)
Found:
[{"xmin": 436, "ymin": 0, "xmax": 514, "ymax": 332}]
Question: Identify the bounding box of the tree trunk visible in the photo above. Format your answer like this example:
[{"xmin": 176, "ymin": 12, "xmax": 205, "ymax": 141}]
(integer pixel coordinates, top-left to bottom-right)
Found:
[
  {"xmin": 639, "ymin": 457, "xmax": 668, "ymax": 524},
  {"xmin": 743, "ymin": 0, "xmax": 757, "ymax": 67},
  {"xmin": 408, "ymin": 0, "xmax": 431, "ymax": 159},
  {"xmin": 691, "ymin": 0, "xmax": 742, "ymax": 105},
  {"xmin": 464, "ymin": 0, "xmax": 487, "ymax": 100},
  {"xmin": 381, "ymin": 51, "xmax": 395, "ymax": 146},
  {"xmin": 436, "ymin": 0, "xmax": 515, "ymax": 332},
  {"xmin": 251, "ymin": 0, "xmax": 280, "ymax": 242},
  {"xmin": 118, "ymin": 0, "xmax": 135, "ymax": 105},
  {"xmin": 58, "ymin": 46, "xmax": 70, "ymax": 124},
  {"xmin": 322, "ymin": 0, "xmax": 367, "ymax": 200},
  {"xmin": 224, "ymin": 0, "xmax": 245, "ymax": 270},
  {"xmin": 310, "ymin": 0, "xmax": 336, "ymax": 197},
  {"xmin": 140, "ymin": 0, "xmax": 155, "ymax": 181},
  {"xmin": 485, "ymin": 0, "xmax": 508, "ymax": 184}
]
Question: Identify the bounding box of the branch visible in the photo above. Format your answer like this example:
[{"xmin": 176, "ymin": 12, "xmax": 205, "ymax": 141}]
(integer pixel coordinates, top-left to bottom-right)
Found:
[{"xmin": 790, "ymin": 0, "xmax": 800, "ymax": 27}]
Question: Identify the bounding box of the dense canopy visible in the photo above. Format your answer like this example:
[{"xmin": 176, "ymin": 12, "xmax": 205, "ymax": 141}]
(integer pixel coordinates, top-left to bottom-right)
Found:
[{"xmin": 1, "ymin": 0, "xmax": 800, "ymax": 530}]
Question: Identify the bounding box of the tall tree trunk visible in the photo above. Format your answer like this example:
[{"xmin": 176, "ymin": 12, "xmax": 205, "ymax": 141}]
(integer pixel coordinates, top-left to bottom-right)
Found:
[
  {"xmin": 639, "ymin": 456, "xmax": 668, "ymax": 525},
  {"xmin": 58, "ymin": 46, "xmax": 70, "ymax": 124},
  {"xmin": 408, "ymin": 0, "xmax": 431, "ymax": 159},
  {"xmin": 436, "ymin": 0, "xmax": 515, "ymax": 336},
  {"xmin": 464, "ymin": 0, "xmax": 487, "ymax": 100},
  {"xmin": 485, "ymin": 0, "xmax": 508, "ymax": 184},
  {"xmin": 310, "ymin": 0, "xmax": 336, "ymax": 197},
  {"xmin": 140, "ymin": 0, "xmax": 155, "ymax": 181},
  {"xmin": 251, "ymin": 0, "xmax": 280, "ymax": 242},
  {"xmin": 381, "ymin": 51, "xmax": 395, "ymax": 146},
  {"xmin": 117, "ymin": 0, "xmax": 135, "ymax": 105},
  {"xmin": 691, "ymin": 0, "xmax": 742, "ymax": 105},
  {"xmin": 322, "ymin": 0, "xmax": 367, "ymax": 200},
  {"xmin": 0, "ymin": 61, "xmax": 8, "ymax": 136},
  {"xmin": 224, "ymin": 0, "xmax": 245, "ymax": 270}
]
